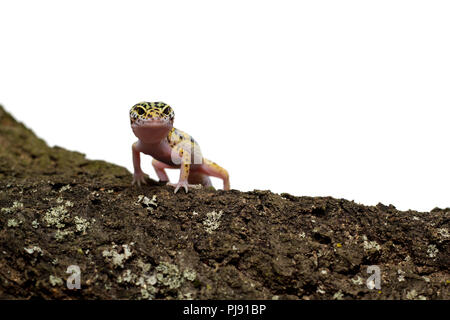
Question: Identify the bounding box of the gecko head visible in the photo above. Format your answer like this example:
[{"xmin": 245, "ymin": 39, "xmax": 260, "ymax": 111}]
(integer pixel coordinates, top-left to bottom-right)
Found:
[{"xmin": 130, "ymin": 101, "xmax": 174, "ymax": 143}]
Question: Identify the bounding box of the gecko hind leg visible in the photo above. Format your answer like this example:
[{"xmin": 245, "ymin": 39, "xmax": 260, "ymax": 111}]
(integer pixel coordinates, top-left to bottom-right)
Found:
[
  {"xmin": 188, "ymin": 171, "xmax": 213, "ymax": 187},
  {"xmin": 199, "ymin": 158, "xmax": 230, "ymax": 190},
  {"xmin": 152, "ymin": 159, "xmax": 176, "ymax": 182}
]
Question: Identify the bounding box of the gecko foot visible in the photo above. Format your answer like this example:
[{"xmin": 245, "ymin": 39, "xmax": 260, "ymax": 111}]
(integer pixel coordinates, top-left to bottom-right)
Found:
[
  {"xmin": 132, "ymin": 172, "xmax": 148, "ymax": 187},
  {"xmin": 167, "ymin": 181, "xmax": 202, "ymax": 194}
]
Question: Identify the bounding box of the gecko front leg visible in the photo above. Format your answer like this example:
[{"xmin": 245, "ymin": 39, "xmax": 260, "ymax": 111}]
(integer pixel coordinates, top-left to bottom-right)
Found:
[
  {"xmin": 167, "ymin": 161, "xmax": 201, "ymax": 193},
  {"xmin": 152, "ymin": 158, "xmax": 175, "ymax": 182},
  {"xmin": 131, "ymin": 142, "xmax": 148, "ymax": 186}
]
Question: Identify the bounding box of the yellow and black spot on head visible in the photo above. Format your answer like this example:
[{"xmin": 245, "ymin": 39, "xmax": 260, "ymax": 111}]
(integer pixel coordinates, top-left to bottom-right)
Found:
[{"xmin": 130, "ymin": 101, "xmax": 175, "ymax": 124}]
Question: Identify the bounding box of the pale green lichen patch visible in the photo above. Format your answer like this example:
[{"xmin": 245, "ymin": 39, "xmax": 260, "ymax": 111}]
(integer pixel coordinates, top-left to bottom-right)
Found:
[
  {"xmin": 427, "ymin": 244, "xmax": 438, "ymax": 258},
  {"xmin": 55, "ymin": 197, "xmax": 73, "ymax": 207},
  {"xmin": 362, "ymin": 235, "xmax": 381, "ymax": 251},
  {"xmin": 351, "ymin": 276, "xmax": 363, "ymax": 285},
  {"xmin": 140, "ymin": 286, "xmax": 157, "ymax": 300},
  {"xmin": 183, "ymin": 269, "xmax": 197, "ymax": 282},
  {"xmin": 397, "ymin": 269, "xmax": 406, "ymax": 282},
  {"xmin": 74, "ymin": 216, "xmax": 92, "ymax": 234},
  {"xmin": 406, "ymin": 289, "xmax": 427, "ymax": 300},
  {"xmin": 203, "ymin": 210, "xmax": 223, "ymax": 234},
  {"xmin": 102, "ymin": 243, "xmax": 134, "ymax": 268},
  {"xmin": 117, "ymin": 269, "xmax": 136, "ymax": 283},
  {"xmin": 65, "ymin": 200, "xmax": 74, "ymax": 207},
  {"xmin": 437, "ymin": 228, "xmax": 449, "ymax": 239},
  {"xmin": 136, "ymin": 195, "xmax": 158, "ymax": 212},
  {"xmin": 43, "ymin": 205, "xmax": 68, "ymax": 228},
  {"xmin": 137, "ymin": 258, "xmax": 151, "ymax": 273},
  {"xmin": 7, "ymin": 218, "xmax": 22, "ymax": 227},
  {"xmin": 59, "ymin": 184, "xmax": 71, "ymax": 193},
  {"xmin": 316, "ymin": 286, "xmax": 326, "ymax": 294},
  {"xmin": 1, "ymin": 201, "xmax": 24, "ymax": 214},
  {"xmin": 114, "ymin": 259, "xmax": 197, "ymax": 299},
  {"xmin": 155, "ymin": 261, "xmax": 197, "ymax": 289},
  {"xmin": 24, "ymin": 246, "xmax": 43, "ymax": 255},
  {"xmin": 32, "ymin": 219, "xmax": 39, "ymax": 229},
  {"xmin": 116, "ymin": 259, "xmax": 157, "ymax": 299},
  {"xmin": 333, "ymin": 290, "xmax": 344, "ymax": 300},
  {"xmin": 55, "ymin": 229, "xmax": 73, "ymax": 241},
  {"xmin": 155, "ymin": 262, "xmax": 183, "ymax": 289},
  {"xmin": 41, "ymin": 198, "xmax": 89, "ymax": 238},
  {"xmin": 49, "ymin": 275, "xmax": 63, "ymax": 286}
]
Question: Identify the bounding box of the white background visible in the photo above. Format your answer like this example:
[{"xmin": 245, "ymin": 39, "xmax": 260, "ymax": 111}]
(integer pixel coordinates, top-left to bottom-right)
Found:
[{"xmin": 1, "ymin": 1, "xmax": 449, "ymax": 212}]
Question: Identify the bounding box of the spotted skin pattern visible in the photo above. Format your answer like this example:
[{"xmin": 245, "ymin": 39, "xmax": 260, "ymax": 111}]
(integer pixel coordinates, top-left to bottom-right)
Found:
[{"xmin": 130, "ymin": 102, "xmax": 230, "ymax": 193}]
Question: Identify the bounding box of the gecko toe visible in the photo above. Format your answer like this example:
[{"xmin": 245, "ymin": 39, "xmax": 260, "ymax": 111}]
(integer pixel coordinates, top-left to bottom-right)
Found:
[
  {"xmin": 132, "ymin": 172, "xmax": 148, "ymax": 187},
  {"xmin": 168, "ymin": 181, "xmax": 200, "ymax": 194}
]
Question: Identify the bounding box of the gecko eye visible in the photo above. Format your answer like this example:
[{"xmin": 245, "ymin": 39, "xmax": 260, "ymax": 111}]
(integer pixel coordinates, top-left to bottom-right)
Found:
[
  {"xmin": 162, "ymin": 107, "xmax": 172, "ymax": 115},
  {"xmin": 135, "ymin": 107, "xmax": 146, "ymax": 115}
]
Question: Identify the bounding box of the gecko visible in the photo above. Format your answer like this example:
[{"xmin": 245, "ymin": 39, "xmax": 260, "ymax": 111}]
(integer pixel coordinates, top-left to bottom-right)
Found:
[{"xmin": 130, "ymin": 101, "xmax": 230, "ymax": 193}]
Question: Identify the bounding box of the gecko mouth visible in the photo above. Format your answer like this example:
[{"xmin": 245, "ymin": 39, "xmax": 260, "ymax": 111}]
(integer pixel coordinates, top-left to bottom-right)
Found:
[
  {"xmin": 131, "ymin": 116, "xmax": 173, "ymax": 143},
  {"xmin": 131, "ymin": 117, "xmax": 172, "ymax": 127}
]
